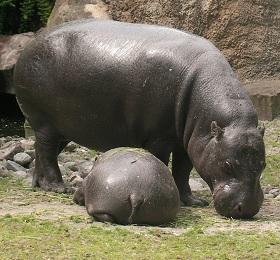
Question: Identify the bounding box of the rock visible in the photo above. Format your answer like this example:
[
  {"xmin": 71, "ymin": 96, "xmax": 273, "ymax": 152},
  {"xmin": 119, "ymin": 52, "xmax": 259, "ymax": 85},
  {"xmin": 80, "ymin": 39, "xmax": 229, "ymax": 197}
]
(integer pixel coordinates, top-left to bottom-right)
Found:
[
  {"xmin": 13, "ymin": 152, "xmax": 32, "ymax": 167},
  {"xmin": 69, "ymin": 172, "xmax": 83, "ymax": 187},
  {"xmin": 0, "ymin": 170, "xmax": 10, "ymax": 178},
  {"xmin": 0, "ymin": 32, "xmax": 35, "ymax": 94},
  {"xmin": 263, "ymin": 185, "xmax": 272, "ymax": 194},
  {"xmin": 275, "ymin": 194, "xmax": 280, "ymax": 200},
  {"xmin": 269, "ymin": 188, "xmax": 280, "ymax": 197},
  {"xmin": 58, "ymin": 152, "xmax": 75, "ymax": 163},
  {"xmin": 47, "ymin": 0, "xmax": 111, "ymax": 28},
  {"xmin": 64, "ymin": 161, "xmax": 78, "ymax": 171},
  {"xmin": 189, "ymin": 178, "xmax": 209, "ymax": 191},
  {"xmin": 0, "ymin": 142, "xmax": 24, "ymax": 160},
  {"xmin": 64, "ymin": 142, "xmax": 79, "ymax": 152},
  {"xmin": 25, "ymin": 149, "xmax": 36, "ymax": 160},
  {"xmin": 20, "ymin": 139, "xmax": 35, "ymax": 150},
  {"xmin": 59, "ymin": 163, "xmax": 68, "ymax": 176},
  {"xmin": 245, "ymin": 80, "xmax": 280, "ymax": 121},
  {"xmin": 6, "ymin": 160, "xmax": 27, "ymax": 172},
  {"xmin": 77, "ymin": 160, "xmax": 95, "ymax": 178},
  {"xmin": 0, "ymin": 160, "xmax": 6, "ymax": 170},
  {"xmin": 0, "ymin": 136, "xmax": 14, "ymax": 144},
  {"xmin": 29, "ymin": 159, "xmax": 36, "ymax": 168},
  {"xmin": 106, "ymin": 0, "xmax": 280, "ymax": 81},
  {"xmin": 0, "ymin": 161, "xmax": 11, "ymax": 177},
  {"xmin": 265, "ymin": 193, "xmax": 274, "ymax": 199},
  {"xmin": 0, "ymin": 137, "xmax": 5, "ymax": 147},
  {"xmin": 12, "ymin": 170, "xmax": 29, "ymax": 179},
  {"xmin": 75, "ymin": 147, "xmax": 91, "ymax": 154}
]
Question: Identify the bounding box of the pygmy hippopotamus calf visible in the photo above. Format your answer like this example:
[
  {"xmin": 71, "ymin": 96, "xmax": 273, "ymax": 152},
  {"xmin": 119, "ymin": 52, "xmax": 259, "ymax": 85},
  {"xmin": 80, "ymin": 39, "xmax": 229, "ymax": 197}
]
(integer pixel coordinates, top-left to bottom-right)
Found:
[
  {"xmin": 74, "ymin": 148, "xmax": 180, "ymax": 225},
  {"xmin": 14, "ymin": 19, "xmax": 266, "ymax": 219}
]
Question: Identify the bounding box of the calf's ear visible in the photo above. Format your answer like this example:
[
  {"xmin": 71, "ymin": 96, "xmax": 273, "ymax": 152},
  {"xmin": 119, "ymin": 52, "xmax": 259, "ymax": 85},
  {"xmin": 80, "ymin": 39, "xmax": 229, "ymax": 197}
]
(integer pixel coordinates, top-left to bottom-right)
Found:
[{"xmin": 211, "ymin": 121, "xmax": 224, "ymax": 140}]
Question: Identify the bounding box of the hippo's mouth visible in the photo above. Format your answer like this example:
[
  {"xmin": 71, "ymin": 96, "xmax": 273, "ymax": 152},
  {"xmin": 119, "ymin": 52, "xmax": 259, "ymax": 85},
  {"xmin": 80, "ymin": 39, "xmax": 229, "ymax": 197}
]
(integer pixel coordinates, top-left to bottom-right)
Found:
[{"xmin": 212, "ymin": 182, "xmax": 264, "ymax": 219}]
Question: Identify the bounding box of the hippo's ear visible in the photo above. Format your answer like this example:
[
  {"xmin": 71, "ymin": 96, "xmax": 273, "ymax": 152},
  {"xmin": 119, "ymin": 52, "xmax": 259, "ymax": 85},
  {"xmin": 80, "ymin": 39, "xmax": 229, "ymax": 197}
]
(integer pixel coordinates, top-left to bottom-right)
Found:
[
  {"xmin": 211, "ymin": 121, "xmax": 224, "ymax": 140},
  {"xmin": 257, "ymin": 125, "xmax": 265, "ymax": 137}
]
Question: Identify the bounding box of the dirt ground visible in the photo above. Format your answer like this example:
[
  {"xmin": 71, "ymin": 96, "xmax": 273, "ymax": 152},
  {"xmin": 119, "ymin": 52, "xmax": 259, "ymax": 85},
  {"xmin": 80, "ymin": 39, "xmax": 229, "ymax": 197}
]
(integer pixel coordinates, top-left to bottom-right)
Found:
[{"xmin": 0, "ymin": 178, "xmax": 279, "ymax": 236}]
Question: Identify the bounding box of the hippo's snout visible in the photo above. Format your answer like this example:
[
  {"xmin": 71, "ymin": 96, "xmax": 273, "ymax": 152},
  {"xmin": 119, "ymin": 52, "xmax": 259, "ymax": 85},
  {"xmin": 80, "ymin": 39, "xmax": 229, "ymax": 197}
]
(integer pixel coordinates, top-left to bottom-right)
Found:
[{"xmin": 213, "ymin": 182, "xmax": 264, "ymax": 219}]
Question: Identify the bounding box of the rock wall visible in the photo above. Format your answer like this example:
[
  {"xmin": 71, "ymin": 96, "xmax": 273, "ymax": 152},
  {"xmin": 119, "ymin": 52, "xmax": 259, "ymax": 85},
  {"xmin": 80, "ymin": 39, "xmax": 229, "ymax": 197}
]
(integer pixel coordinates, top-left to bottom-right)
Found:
[
  {"xmin": 47, "ymin": 0, "xmax": 111, "ymax": 27},
  {"xmin": 105, "ymin": 0, "xmax": 280, "ymax": 81},
  {"xmin": 0, "ymin": 33, "xmax": 35, "ymax": 94}
]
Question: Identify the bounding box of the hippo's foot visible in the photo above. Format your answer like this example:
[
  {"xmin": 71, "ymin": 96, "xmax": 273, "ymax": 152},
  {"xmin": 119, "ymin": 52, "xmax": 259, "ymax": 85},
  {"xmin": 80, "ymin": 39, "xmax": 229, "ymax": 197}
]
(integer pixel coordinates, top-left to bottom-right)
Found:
[
  {"xmin": 180, "ymin": 194, "xmax": 209, "ymax": 207},
  {"xmin": 32, "ymin": 178, "xmax": 74, "ymax": 194},
  {"xmin": 92, "ymin": 213, "xmax": 115, "ymax": 223}
]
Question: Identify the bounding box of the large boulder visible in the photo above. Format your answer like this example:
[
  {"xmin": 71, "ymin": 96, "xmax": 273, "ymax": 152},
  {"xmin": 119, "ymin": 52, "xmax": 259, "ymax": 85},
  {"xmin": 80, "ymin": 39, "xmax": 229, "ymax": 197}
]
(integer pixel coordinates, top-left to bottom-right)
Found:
[
  {"xmin": 47, "ymin": 0, "xmax": 111, "ymax": 27},
  {"xmin": 0, "ymin": 33, "xmax": 35, "ymax": 94},
  {"xmin": 106, "ymin": 0, "xmax": 280, "ymax": 81}
]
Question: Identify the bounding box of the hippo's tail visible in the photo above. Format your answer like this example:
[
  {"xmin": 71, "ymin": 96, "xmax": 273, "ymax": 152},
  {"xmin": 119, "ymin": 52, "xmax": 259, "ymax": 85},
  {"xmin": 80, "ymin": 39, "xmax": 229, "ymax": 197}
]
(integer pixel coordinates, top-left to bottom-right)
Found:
[{"xmin": 128, "ymin": 194, "xmax": 144, "ymax": 224}]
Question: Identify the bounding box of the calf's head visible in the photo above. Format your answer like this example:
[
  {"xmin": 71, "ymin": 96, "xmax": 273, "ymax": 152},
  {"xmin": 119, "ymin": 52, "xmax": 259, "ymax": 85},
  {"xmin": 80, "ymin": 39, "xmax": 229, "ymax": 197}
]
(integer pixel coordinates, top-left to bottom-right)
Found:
[{"xmin": 199, "ymin": 122, "xmax": 266, "ymax": 219}]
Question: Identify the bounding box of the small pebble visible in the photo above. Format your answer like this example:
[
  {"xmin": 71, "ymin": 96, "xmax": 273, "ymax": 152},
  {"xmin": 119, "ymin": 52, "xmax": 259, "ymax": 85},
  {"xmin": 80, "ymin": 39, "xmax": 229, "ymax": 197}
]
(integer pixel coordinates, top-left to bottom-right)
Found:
[
  {"xmin": 265, "ymin": 193, "xmax": 274, "ymax": 199},
  {"xmin": 269, "ymin": 188, "xmax": 280, "ymax": 196}
]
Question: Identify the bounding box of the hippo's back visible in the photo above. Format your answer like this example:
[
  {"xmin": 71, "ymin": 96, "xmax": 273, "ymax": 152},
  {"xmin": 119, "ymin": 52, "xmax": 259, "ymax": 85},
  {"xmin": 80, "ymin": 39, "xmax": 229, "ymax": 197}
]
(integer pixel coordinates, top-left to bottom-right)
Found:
[
  {"xmin": 83, "ymin": 148, "xmax": 180, "ymax": 225},
  {"xmin": 14, "ymin": 20, "xmax": 218, "ymax": 150}
]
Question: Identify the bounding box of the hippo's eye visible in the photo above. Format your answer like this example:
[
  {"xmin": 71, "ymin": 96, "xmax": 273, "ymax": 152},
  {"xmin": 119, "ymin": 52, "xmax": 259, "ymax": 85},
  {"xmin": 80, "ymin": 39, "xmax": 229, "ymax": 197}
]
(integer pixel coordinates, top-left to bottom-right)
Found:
[{"xmin": 224, "ymin": 160, "xmax": 233, "ymax": 173}]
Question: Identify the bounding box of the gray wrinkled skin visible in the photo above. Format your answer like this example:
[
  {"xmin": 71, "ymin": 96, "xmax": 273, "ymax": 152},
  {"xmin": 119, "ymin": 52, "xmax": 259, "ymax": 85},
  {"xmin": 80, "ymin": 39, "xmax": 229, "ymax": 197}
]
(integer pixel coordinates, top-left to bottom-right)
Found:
[
  {"xmin": 74, "ymin": 148, "xmax": 180, "ymax": 225},
  {"xmin": 14, "ymin": 19, "xmax": 266, "ymax": 218}
]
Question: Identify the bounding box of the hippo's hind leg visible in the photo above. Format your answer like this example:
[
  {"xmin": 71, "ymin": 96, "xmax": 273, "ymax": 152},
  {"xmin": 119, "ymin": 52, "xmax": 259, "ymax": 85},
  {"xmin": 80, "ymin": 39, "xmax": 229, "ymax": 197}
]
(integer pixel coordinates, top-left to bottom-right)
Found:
[
  {"xmin": 172, "ymin": 147, "xmax": 209, "ymax": 207},
  {"xmin": 86, "ymin": 207, "xmax": 116, "ymax": 223},
  {"xmin": 32, "ymin": 127, "xmax": 72, "ymax": 193}
]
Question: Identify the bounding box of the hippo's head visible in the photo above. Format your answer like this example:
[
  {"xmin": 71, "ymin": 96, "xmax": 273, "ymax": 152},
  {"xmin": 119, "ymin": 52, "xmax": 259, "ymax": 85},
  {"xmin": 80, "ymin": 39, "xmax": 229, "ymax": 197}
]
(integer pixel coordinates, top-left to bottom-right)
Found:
[{"xmin": 199, "ymin": 121, "xmax": 266, "ymax": 219}]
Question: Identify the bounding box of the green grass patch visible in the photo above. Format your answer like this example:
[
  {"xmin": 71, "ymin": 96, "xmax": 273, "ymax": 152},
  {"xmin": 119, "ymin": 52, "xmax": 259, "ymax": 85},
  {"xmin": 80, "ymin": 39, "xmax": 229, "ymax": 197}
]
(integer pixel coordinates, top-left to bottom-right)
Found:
[
  {"xmin": 0, "ymin": 177, "xmax": 73, "ymax": 204},
  {"xmin": 0, "ymin": 215, "xmax": 279, "ymax": 260},
  {"xmin": 263, "ymin": 120, "xmax": 280, "ymax": 151},
  {"xmin": 261, "ymin": 154, "xmax": 280, "ymax": 187}
]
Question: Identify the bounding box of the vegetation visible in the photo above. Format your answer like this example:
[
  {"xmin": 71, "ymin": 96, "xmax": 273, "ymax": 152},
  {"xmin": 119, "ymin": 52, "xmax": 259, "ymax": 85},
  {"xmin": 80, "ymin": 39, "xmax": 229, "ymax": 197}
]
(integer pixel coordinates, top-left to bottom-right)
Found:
[
  {"xmin": 0, "ymin": 214, "xmax": 279, "ymax": 259},
  {"xmin": 0, "ymin": 0, "xmax": 55, "ymax": 34}
]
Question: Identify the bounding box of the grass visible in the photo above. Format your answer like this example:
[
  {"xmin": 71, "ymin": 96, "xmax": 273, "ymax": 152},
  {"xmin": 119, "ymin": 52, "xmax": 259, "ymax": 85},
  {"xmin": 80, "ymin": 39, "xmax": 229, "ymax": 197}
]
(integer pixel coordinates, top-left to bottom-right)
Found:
[
  {"xmin": 261, "ymin": 154, "xmax": 280, "ymax": 187},
  {"xmin": 0, "ymin": 214, "xmax": 279, "ymax": 260},
  {"xmin": 0, "ymin": 177, "xmax": 73, "ymax": 205},
  {"xmin": 0, "ymin": 177, "xmax": 280, "ymax": 259}
]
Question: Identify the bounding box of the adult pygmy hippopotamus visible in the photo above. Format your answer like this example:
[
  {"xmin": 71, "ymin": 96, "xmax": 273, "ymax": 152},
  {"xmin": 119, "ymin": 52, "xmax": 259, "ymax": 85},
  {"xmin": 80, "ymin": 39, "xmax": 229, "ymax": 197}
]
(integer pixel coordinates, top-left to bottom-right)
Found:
[
  {"xmin": 74, "ymin": 148, "xmax": 180, "ymax": 225},
  {"xmin": 14, "ymin": 19, "xmax": 266, "ymax": 219}
]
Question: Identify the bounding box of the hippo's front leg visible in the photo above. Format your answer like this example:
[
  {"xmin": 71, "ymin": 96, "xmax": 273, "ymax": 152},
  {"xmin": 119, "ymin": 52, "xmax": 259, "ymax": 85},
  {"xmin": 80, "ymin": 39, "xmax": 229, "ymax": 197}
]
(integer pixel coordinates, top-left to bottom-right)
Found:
[
  {"xmin": 172, "ymin": 147, "xmax": 209, "ymax": 207},
  {"xmin": 33, "ymin": 130, "xmax": 72, "ymax": 193}
]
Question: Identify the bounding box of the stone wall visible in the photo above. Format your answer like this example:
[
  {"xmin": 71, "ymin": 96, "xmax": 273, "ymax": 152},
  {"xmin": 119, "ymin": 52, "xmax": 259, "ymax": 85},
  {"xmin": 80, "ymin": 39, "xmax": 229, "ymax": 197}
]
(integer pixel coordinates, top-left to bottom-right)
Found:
[
  {"xmin": 105, "ymin": 0, "xmax": 280, "ymax": 82},
  {"xmin": 47, "ymin": 0, "xmax": 111, "ymax": 27}
]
